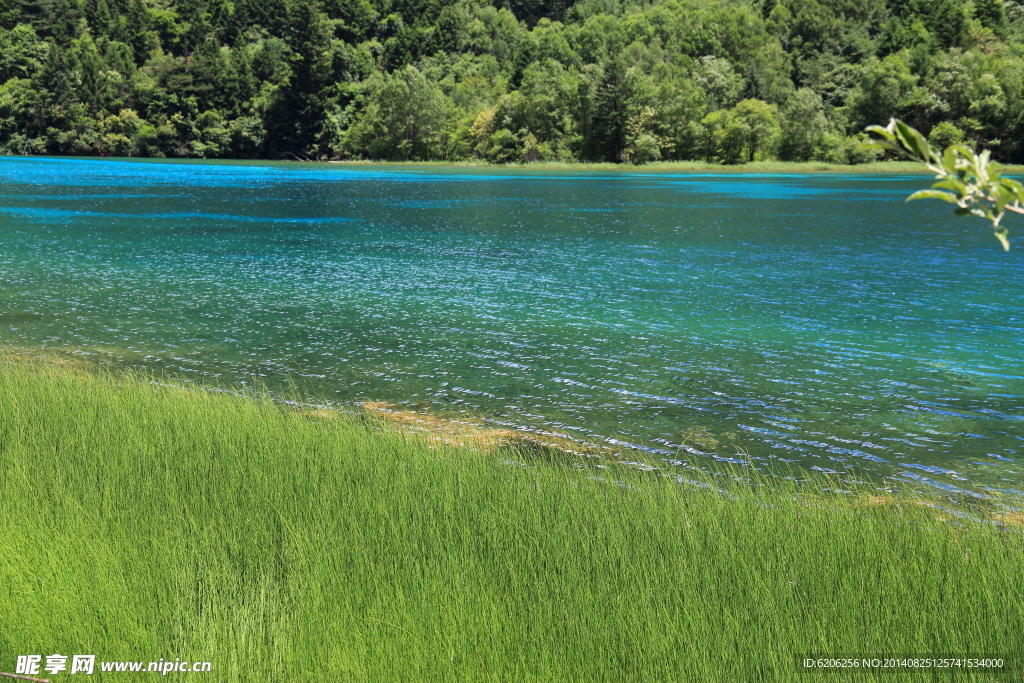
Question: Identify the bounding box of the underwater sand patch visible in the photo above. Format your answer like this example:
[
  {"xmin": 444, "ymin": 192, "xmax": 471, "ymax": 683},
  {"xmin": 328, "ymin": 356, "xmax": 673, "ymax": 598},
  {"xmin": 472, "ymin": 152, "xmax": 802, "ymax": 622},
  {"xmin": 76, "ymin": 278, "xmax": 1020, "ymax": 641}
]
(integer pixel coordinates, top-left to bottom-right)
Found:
[
  {"xmin": 799, "ymin": 491, "xmax": 1024, "ymax": 529},
  {"xmin": 359, "ymin": 402, "xmax": 613, "ymax": 459},
  {"xmin": 993, "ymin": 509, "xmax": 1024, "ymax": 528},
  {"xmin": 0, "ymin": 346, "xmax": 98, "ymax": 374},
  {"xmin": 362, "ymin": 401, "xmax": 520, "ymax": 451}
]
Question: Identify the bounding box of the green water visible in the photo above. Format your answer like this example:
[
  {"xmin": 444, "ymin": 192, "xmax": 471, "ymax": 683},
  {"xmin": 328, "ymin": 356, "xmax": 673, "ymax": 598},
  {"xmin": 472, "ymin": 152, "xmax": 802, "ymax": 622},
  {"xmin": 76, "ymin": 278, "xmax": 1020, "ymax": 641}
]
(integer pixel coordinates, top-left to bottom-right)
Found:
[{"xmin": 0, "ymin": 157, "xmax": 1021, "ymax": 499}]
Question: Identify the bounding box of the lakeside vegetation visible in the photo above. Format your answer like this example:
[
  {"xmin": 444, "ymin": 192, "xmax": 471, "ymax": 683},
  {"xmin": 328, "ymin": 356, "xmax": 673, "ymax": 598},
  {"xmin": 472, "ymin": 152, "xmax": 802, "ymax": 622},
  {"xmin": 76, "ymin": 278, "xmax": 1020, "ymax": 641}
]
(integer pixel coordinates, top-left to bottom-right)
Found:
[
  {"xmin": 39, "ymin": 154, "xmax": 1024, "ymax": 172},
  {"xmin": 1, "ymin": 354, "xmax": 1021, "ymax": 681},
  {"xmin": 2, "ymin": 0, "xmax": 1024, "ymax": 164},
  {"xmin": 339, "ymin": 158, "xmax": 1024, "ymax": 172}
]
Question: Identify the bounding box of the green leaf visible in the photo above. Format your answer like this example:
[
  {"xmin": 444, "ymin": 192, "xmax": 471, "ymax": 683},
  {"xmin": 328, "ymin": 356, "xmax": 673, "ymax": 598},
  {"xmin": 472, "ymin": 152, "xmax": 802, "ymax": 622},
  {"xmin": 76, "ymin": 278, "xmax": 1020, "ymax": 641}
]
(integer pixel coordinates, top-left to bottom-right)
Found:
[
  {"xmin": 931, "ymin": 178, "xmax": 967, "ymax": 195},
  {"xmin": 1000, "ymin": 178, "xmax": 1024, "ymax": 203},
  {"xmin": 864, "ymin": 124, "xmax": 896, "ymax": 142},
  {"xmin": 870, "ymin": 119, "xmax": 1011, "ymax": 254},
  {"xmin": 906, "ymin": 189, "xmax": 959, "ymax": 204},
  {"xmin": 857, "ymin": 140, "xmax": 898, "ymax": 154},
  {"xmin": 995, "ymin": 227, "xmax": 1010, "ymax": 251},
  {"xmin": 894, "ymin": 120, "xmax": 934, "ymax": 162},
  {"xmin": 941, "ymin": 146, "xmax": 958, "ymax": 175},
  {"xmin": 993, "ymin": 186, "xmax": 1012, "ymax": 214}
]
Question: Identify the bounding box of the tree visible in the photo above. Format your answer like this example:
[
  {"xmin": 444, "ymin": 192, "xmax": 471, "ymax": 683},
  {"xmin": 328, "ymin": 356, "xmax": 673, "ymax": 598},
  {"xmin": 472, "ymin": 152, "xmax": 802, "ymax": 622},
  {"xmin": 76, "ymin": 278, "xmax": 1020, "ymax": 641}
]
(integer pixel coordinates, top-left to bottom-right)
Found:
[
  {"xmin": 847, "ymin": 54, "xmax": 918, "ymax": 131},
  {"xmin": 777, "ymin": 88, "xmax": 829, "ymax": 161},
  {"xmin": 863, "ymin": 118, "xmax": 1024, "ymax": 250},
  {"xmin": 974, "ymin": 0, "xmax": 1008, "ymax": 33},
  {"xmin": 622, "ymin": 106, "xmax": 672, "ymax": 163},
  {"xmin": 746, "ymin": 40, "xmax": 794, "ymax": 105},
  {"xmin": 583, "ymin": 57, "xmax": 628, "ymax": 162},
  {"xmin": 263, "ymin": 1, "xmax": 333, "ymax": 158},
  {"xmin": 692, "ymin": 55, "xmax": 742, "ymax": 112},
  {"xmin": 346, "ymin": 65, "xmax": 454, "ymax": 160},
  {"xmin": 2, "ymin": 0, "xmax": 1024, "ymax": 165},
  {"xmin": 725, "ymin": 99, "xmax": 779, "ymax": 163}
]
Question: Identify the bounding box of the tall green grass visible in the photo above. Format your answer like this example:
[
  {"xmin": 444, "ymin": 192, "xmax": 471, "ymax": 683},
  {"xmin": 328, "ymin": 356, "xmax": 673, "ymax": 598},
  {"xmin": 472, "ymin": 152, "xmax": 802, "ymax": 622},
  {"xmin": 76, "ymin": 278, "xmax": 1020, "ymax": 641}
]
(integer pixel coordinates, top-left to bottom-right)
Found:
[
  {"xmin": 327, "ymin": 158, "xmax": 945, "ymax": 172},
  {"xmin": 1, "ymin": 358, "xmax": 1021, "ymax": 681},
  {"xmin": 325, "ymin": 158, "xmax": 1024, "ymax": 173}
]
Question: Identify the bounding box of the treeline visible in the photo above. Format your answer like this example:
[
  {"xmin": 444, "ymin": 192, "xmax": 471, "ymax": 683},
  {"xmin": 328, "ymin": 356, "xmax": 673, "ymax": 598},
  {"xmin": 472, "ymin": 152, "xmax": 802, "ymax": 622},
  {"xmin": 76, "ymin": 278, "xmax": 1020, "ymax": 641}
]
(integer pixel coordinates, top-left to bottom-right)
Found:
[{"xmin": 0, "ymin": 0, "xmax": 1022, "ymax": 162}]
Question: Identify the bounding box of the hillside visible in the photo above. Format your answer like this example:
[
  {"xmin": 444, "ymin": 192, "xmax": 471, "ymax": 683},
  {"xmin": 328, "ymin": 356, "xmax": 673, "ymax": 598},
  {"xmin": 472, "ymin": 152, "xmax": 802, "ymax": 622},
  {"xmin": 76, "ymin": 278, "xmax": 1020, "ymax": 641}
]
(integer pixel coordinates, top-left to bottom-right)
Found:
[{"xmin": 1, "ymin": 0, "xmax": 1022, "ymax": 162}]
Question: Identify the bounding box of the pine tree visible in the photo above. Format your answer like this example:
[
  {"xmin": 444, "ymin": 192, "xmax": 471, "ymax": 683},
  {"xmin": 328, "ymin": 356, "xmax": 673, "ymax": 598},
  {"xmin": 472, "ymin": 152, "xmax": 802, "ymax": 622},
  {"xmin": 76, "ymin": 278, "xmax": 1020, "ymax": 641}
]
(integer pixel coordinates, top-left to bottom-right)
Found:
[
  {"xmin": 974, "ymin": 0, "xmax": 1007, "ymax": 33},
  {"xmin": 84, "ymin": 0, "xmax": 112, "ymax": 36},
  {"xmin": 36, "ymin": 41, "xmax": 76, "ymax": 107},
  {"xmin": 264, "ymin": 1, "xmax": 334, "ymax": 157},
  {"xmin": 587, "ymin": 58, "xmax": 627, "ymax": 162},
  {"xmin": 0, "ymin": 0, "xmax": 22, "ymax": 30}
]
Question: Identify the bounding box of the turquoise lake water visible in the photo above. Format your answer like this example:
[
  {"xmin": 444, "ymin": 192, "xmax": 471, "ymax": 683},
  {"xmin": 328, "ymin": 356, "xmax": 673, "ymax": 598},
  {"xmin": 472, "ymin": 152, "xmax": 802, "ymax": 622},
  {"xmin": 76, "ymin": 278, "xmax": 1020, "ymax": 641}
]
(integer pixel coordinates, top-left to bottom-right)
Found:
[{"xmin": 1, "ymin": 157, "xmax": 1022, "ymax": 499}]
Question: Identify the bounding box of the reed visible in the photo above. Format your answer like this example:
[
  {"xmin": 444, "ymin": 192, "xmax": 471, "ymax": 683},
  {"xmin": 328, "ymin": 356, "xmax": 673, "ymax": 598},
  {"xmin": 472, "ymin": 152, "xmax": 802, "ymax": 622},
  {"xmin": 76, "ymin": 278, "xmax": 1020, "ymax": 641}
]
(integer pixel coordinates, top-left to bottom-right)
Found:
[
  {"xmin": 324, "ymin": 158, "xmax": 1024, "ymax": 173},
  {"xmin": 0, "ymin": 357, "xmax": 1020, "ymax": 681}
]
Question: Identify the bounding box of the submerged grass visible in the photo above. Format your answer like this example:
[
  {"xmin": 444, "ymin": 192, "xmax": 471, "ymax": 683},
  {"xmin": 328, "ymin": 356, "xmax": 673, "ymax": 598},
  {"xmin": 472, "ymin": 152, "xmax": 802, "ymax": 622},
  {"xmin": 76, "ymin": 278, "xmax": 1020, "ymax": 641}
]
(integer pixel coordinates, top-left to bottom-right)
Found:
[{"xmin": 1, "ymin": 357, "xmax": 1022, "ymax": 681}]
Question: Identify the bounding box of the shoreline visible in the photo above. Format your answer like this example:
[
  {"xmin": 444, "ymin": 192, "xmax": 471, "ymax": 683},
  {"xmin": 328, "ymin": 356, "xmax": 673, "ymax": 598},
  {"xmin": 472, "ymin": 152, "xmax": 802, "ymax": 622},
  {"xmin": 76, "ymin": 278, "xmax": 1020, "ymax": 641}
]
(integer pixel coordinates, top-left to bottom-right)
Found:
[
  {"xmin": 4, "ymin": 345, "xmax": 1020, "ymax": 511},
  {"xmin": 7, "ymin": 153, "xmax": 1024, "ymax": 174},
  {"xmin": 3, "ymin": 349, "xmax": 1021, "ymax": 525},
  {"xmin": 325, "ymin": 159, "xmax": 949, "ymax": 173},
  {"xmin": 5, "ymin": 347, "xmax": 1020, "ymax": 524}
]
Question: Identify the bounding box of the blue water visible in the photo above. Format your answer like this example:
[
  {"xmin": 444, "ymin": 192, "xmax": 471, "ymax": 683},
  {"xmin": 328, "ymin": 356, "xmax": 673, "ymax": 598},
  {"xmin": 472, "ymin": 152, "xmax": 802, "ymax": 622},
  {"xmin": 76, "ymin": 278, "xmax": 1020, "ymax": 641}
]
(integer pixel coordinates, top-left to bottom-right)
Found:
[{"xmin": 1, "ymin": 157, "xmax": 1021, "ymax": 499}]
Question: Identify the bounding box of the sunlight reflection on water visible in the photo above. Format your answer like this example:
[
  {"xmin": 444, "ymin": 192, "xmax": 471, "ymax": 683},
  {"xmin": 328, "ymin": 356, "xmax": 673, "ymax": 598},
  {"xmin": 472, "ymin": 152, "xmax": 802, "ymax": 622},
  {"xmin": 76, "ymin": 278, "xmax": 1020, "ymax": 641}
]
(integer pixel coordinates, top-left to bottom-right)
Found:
[{"xmin": 1, "ymin": 157, "xmax": 1022, "ymax": 499}]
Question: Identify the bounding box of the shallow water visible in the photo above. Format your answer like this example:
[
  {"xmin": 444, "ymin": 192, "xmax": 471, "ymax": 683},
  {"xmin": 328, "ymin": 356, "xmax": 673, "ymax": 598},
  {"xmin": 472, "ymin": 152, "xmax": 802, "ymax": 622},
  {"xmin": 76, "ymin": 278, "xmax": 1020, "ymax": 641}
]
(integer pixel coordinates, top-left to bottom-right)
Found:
[{"xmin": 1, "ymin": 157, "xmax": 1022, "ymax": 498}]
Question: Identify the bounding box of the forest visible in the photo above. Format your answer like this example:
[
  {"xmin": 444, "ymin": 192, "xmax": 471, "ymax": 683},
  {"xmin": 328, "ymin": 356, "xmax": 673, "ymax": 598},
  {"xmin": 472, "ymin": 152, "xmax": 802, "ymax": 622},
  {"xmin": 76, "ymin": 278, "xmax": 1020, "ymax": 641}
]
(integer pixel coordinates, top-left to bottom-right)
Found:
[{"xmin": 0, "ymin": 0, "xmax": 1022, "ymax": 162}]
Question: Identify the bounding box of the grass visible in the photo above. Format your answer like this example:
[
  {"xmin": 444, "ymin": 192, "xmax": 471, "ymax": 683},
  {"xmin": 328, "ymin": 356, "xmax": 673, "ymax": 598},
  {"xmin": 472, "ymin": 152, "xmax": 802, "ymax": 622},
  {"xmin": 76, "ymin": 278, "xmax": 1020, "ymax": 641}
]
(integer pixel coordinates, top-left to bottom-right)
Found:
[
  {"xmin": 0, "ymin": 356, "xmax": 1022, "ymax": 681},
  {"xmin": 327, "ymin": 158, "xmax": 1024, "ymax": 174},
  {"xmin": 327, "ymin": 158, "xmax": 937, "ymax": 172},
  {"xmin": 56, "ymin": 154, "xmax": 1024, "ymax": 174}
]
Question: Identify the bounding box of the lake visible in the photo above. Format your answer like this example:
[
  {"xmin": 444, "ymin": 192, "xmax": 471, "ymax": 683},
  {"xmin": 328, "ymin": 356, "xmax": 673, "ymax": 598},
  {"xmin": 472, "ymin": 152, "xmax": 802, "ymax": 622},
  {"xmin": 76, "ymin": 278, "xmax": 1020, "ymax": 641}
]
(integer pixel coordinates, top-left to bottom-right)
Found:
[{"xmin": 1, "ymin": 157, "xmax": 1021, "ymax": 500}]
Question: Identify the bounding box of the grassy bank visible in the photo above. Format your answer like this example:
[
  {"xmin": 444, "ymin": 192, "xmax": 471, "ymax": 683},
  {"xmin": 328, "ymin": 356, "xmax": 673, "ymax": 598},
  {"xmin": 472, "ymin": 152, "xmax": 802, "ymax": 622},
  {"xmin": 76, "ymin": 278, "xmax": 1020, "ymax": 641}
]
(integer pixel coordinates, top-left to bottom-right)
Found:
[
  {"xmin": 330, "ymin": 158, "xmax": 932, "ymax": 172},
  {"xmin": 46, "ymin": 155, "xmax": 1024, "ymax": 174},
  {"xmin": 327, "ymin": 158, "xmax": 1024, "ymax": 174},
  {"xmin": 1, "ymin": 357, "xmax": 1021, "ymax": 681}
]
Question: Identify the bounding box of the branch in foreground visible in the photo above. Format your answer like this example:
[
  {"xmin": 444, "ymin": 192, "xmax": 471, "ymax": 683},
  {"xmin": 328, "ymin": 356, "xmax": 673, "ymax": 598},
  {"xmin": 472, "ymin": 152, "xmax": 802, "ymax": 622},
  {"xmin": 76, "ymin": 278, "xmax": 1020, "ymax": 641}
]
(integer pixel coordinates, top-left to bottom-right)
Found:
[{"xmin": 861, "ymin": 119, "xmax": 1024, "ymax": 251}]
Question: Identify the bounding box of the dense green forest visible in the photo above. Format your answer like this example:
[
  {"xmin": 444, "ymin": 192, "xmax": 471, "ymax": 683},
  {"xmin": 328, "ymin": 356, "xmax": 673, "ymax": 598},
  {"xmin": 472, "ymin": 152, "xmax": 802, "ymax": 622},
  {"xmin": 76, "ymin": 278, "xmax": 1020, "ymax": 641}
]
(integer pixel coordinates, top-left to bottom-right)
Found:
[{"xmin": 0, "ymin": 0, "xmax": 1022, "ymax": 162}]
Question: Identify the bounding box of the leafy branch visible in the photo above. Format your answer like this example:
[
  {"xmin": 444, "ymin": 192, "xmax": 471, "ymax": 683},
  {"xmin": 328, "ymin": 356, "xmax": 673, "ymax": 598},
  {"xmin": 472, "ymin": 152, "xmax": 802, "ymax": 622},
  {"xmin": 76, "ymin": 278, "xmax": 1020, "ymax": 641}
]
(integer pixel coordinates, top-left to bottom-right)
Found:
[{"xmin": 861, "ymin": 119, "xmax": 1024, "ymax": 251}]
